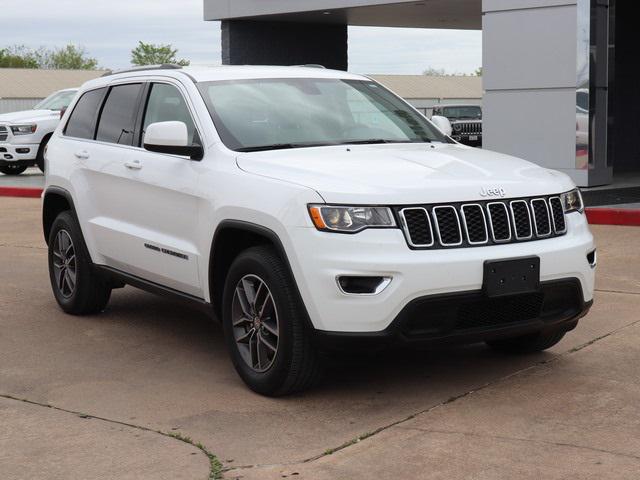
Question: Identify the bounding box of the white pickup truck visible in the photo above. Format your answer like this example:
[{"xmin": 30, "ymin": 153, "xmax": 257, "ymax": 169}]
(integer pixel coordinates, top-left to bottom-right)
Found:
[{"xmin": 0, "ymin": 88, "xmax": 77, "ymax": 175}]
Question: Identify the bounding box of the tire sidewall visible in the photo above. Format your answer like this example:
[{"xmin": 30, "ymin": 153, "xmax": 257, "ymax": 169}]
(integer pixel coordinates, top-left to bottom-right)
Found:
[{"xmin": 222, "ymin": 250, "xmax": 297, "ymax": 394}]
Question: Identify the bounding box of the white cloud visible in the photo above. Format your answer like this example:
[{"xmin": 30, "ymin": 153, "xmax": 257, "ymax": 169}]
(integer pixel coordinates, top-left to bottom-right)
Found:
[{"xmin": 2, "ymin": 0, "xmax": 481, "ymax": 73}]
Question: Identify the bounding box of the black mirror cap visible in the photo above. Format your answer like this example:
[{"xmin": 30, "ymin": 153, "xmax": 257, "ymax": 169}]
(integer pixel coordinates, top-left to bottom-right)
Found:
[{"xmin": 143, "ymin": 143, "xmax": 204, "ymax": 161}]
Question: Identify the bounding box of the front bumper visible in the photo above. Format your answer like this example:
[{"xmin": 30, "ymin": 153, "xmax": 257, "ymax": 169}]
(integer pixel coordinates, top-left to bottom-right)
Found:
[
  {"xmin": 0, "ymin": 143, "xmax": 39, "ymax": 163},
  {"xmin": 289, "ymin": 212, "xmax": 595, "ymax": 334}
]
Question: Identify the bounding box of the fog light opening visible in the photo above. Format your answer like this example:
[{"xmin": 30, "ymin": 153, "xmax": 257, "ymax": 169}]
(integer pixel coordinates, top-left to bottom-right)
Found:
[
  {"xmin": 587, "ymin": 249, "xmax": 597, "ymax": 269},
  {"xmin": 336, "ymin": 276, "xmax": 392, "ymax": 295},
  {"xmin": 16, "ymin": 148, "xmax": 30, "ymax": 154}
]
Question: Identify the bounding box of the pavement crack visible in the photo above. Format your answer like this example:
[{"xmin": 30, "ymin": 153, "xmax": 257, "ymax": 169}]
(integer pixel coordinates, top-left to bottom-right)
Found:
[
  {"xmin": 393, "ymin": 427, "xmax": 640, "ymax": 461},
  {"xmin": 594, "ymin": 288, "xmax": 640, "ymax": 296},
  {"xmin": 0, "ymin": 393, "xmax": 223, "ymax": 480},
  {"xmin": 230, "ymin": 315, "xmax": 640, "ymax": 474}
]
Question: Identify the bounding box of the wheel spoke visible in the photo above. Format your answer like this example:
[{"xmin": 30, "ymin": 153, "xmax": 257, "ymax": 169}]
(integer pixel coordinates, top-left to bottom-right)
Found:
[
  {"xmin": 57, "ymin": 267, "xmax": 66, "ymax": 292},
  {"xmin": 236, "ymin": 327, "xmax": 255, "ymax": 344},
  {"xmin": 261, "ymin": 319, "xmax": 278, "ymax": 337},
  {"xmin": 65, "ymin": 269, "xmax": 76, "ymax": 290},
  {"xmin": 233, "ymin": 316, "xmax": 252, "ymax": 327},
  {"xmin": 236, "ymin": 286, "xmax": 252, "ymax": 318},
  {"xmin": 241, "ymin": 277, "xmax": 257, "ymax": 310},
  {"xmin": 257, "ymin": 292, "xmax": 273, "ymax": 319},
  {"xmin": 259, "ymin": 332, "xmax": 277, "ymax": 352}
]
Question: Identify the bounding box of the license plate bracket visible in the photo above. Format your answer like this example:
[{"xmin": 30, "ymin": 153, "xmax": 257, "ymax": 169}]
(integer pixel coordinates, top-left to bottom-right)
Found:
[{"xmin": 483, "ymin": 256, "xmax": 540, "ymax": 297}]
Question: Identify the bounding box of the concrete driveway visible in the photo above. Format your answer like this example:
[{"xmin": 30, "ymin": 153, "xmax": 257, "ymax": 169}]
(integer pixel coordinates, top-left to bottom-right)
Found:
[{"xmin": 1, "ymin": 197, "xmax": 639, "ymax": 479}]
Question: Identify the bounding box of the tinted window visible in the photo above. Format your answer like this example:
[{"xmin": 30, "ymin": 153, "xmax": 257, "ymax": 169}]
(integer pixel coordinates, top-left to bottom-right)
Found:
[
  {"xmin": 65, "ymin": 88, "xmax": 105, "ymax": 139},
  {"xmin": 96, "ymin": 84, "xmax": 142, "ymax": 145},
  {"xmin": 142, "ymin": 83, "xmax": 198, "ymax": 145}
]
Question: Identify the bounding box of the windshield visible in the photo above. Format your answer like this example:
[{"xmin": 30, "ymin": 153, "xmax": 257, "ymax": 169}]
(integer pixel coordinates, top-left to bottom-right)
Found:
[
  {"xmin": 34, "ymin": 90, "xmax": 77, "ymax": 111},
  {"xmin": 197, "ymin": 78, "xmax": 446, "ymax": 152},
  {"xmin": 442, "ymin": 106, "xmax": 482, "ymax": 120}
]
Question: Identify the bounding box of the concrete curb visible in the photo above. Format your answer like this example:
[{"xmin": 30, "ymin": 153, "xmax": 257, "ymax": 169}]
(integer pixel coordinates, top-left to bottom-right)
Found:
[
  {"xmin": 0, "ymin": 186, "xmax": 43, "ymax": 198},
  {"xmin": 585, "ymin": 207, "xmax": 640, "ymax": 226}
]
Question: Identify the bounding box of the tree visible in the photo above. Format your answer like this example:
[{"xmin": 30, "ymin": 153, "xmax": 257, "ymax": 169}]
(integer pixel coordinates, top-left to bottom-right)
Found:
[
  {"xmin": 474, "ymin": 67, "xmax": 483, "ymax": 76},
  {"xmin": 0, "ymin": 44, "xmax": 98, "ymax": 69},
  {"xmin": 0, "ymin": 45, "xmax": 39, "ymax": 68},
  {"xmin": 41, "ymin": 45, "xmax": 98, "ymax": 70},
  {"xmin": 422, "ymin": 67, "xmax": 448, "ymax": 76},
  {"xmin": 130, "ymin": 41, "xmax": 190, "ymax": 67}
]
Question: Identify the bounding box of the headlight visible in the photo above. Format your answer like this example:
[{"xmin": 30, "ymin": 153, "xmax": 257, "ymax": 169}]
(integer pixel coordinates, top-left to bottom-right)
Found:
[
  {"xmin": 561, "ymin": 188, "xmax": 584, "ymax": 214},
  {"xmin": 11, "ymin": 124, "xmax": 37, "ymax": 135},
  {"xmin": 308, "ymin": 205, "xmax": 396, "ymax": 233}
]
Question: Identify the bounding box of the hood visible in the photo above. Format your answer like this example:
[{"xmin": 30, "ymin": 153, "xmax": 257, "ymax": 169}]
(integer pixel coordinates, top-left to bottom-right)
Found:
[
  {"xmin": 236, "ymin": 143, "xmax": 575, "ymax": 205},
  {"xmin": 0, "ymin": 109, "xmax": 59, "ymax": 124}
]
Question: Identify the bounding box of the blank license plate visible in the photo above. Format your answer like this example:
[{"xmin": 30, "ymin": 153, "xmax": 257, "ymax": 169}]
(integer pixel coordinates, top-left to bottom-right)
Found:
[{"xmin": 483, "ymin": 257, "xmax": 540, "ymax": 297}]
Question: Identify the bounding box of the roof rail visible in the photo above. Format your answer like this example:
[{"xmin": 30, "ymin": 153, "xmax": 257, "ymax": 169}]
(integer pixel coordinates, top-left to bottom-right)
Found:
[
  {"xmin": 294, "ymin": 64, "xmax": 326, "ymax": 69},
  {"xmin": 101, "ymin": 64, "xmax": 183, "ymax": 77}
]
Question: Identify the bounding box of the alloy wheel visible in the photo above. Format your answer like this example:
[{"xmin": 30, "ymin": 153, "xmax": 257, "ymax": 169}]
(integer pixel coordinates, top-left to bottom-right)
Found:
[
  {"xmin": 231, "ymin": 274, "xmax": 279, "ymax": 373},
  {"xmin": 52, "ymin": 229, "xmax": 77, "ymax": 299}
]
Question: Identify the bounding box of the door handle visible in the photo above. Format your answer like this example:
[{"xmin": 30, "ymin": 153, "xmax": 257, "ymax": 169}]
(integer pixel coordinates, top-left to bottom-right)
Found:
[
  {"xmin": 124, "ymin": 159, "xmax": 143, "ymax": 170},
  {"xmin": 74, "ymin": 150, "xmax": 90, "ymax": 160}
]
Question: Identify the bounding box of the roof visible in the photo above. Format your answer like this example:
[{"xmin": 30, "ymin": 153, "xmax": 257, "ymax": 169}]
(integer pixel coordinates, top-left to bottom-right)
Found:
[
  {"xmin": 0, "ymin": 68, "xmax": 109, "ymax": 99},
  {"xmin": 369, "ymin": 74, "xmax": 483, "ymax": 100},
  {"xmin": 81, "ymin": 65, "xmax": 368, "ymax": 90}
]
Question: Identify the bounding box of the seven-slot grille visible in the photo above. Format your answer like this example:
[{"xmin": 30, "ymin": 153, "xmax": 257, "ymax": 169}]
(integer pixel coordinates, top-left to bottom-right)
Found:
[
  {"xmin": 453, "ymin": 122, "xmax": 482, "ymax": 135},
  {"xmin": 398, "ymin": 195, "xmax": 566, "ymax": 249},
  {"xmin": 0, "ymin": 126, "xmax": 8, "ymax": 142}
]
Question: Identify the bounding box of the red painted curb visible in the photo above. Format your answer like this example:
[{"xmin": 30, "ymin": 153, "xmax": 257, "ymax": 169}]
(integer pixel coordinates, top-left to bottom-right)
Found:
[
  {"xmin": 586, "ymin": 207, "xmax": 640, "ymax": 226},
  {"xmin": 0, "ymin": 186, "xmax": 43, "ymax": 198}
]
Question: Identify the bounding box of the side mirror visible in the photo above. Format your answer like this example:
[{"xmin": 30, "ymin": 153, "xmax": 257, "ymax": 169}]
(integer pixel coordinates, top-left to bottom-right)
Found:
[
  {"xmin": 143, "ymin": 121, "xmax": 203, "ymax": 161},
  {"xmin": 431, "ymin": 115, "xmax": 452, "ymax": 137}
]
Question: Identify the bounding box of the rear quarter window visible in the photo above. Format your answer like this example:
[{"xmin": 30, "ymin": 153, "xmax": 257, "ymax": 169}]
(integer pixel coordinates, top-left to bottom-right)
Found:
[{"xmin": 64, "ymin": 88, "xmax": 106, "ymax": 139}]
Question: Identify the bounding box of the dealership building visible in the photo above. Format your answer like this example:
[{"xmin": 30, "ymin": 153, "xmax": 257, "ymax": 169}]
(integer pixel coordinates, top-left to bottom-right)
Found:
[{"xmin": 204, "ymin": 0, "xmax": 628, "ymax": 188}]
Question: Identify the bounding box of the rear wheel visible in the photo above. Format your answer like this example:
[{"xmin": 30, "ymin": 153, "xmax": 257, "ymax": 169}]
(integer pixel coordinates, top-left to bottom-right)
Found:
[
  {"xmin": 0, "ymin": 164, "xmax": 28, "ymax": 175},
  {"xmin": 486, "ymin": 329, "xmax": 566, "ymax": 354},
  {"xmin": 222, "ymin": 246, "xmax": 322, "ymax": 396},
  {"xmin": 48, "ymin": 211, "xmax": 112, "ymax": 315}
]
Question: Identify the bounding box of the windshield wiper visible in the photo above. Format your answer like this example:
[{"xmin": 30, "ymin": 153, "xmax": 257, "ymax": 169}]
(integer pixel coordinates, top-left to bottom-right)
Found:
[
  {"xmin": 235, "ymin": 143, "xmax": 331, "ymax": 153},
  {"xmin": 339, "ymin": 139, "xmax": 430, "ymax": 145}
]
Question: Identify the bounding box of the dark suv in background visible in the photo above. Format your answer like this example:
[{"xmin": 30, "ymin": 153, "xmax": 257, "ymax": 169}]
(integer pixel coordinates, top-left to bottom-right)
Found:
[{"xmin": 432, "ymin": 104, "xmax": 482, "ymax": 147}]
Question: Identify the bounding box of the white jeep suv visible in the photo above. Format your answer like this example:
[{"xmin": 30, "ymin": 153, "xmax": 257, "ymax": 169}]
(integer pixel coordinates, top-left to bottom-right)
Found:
[
  {"xmin": 0, "ymin": 88, "xmax": 77, "ymax": 175},
  {"xmin": 43, "ymin": 65, "xmax": 595, "ymax": 395}
]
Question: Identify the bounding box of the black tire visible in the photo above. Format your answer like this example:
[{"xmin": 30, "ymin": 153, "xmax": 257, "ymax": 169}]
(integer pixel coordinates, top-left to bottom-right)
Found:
[
  {"xmin": 222, "ymin": 245, "xmax": 322, "ymax": 396},
  {"xmin": 36, "ymin": 135, "xmax": 51, "ymax": 173},
  {"xmin": 0, "ymin": 164, "xmax": 28, "ymax": 175},
  {"xmin": 48, "ymin": 211, "xmax": 112, "ymax": 315},
  {"xmin": 486, "ymin": 329, "xmax": 567, "ymax": 354}
]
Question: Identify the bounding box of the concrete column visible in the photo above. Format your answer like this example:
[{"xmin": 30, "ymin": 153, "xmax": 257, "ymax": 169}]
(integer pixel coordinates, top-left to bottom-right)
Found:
[
  {"xmin": 221, "ymin": 20, "xmax": 348, "ymax": 71},
  {"xmin": 482, "ymin": 0, "xmax": 597, "ymax": 186}
]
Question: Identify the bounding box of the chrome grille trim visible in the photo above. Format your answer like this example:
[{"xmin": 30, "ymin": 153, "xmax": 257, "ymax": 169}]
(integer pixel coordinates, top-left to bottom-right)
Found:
[
  {"xmin": 509, "ymin": 200, "xmax": 533, "ymax": 240},
  {"xmin": 399, "ymin": 207, "xmax": 434, "ymax": 248},
  {"xmin": 460, "ymin": 204, "xmax": 489, "ymax": 245},
  {"xmin": 531, "ymin": 198, "xmax": 552, "ymax": 237},
  {"xmin": 486, "ymin": 202, "xmax": 512, "ymax": 243},
  {"xmin": 548, "ymin": 197, "xmax": 567, "ymax": 234},
  {"xmin": 432, "ymin": 206, "xmax": 463, "ymax": 246}
]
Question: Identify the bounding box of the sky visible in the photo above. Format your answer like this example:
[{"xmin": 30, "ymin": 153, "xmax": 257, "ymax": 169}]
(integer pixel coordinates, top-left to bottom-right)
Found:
[{"xmin": 3, "ymin": 0, "xmax": 482, "ymax": 75}]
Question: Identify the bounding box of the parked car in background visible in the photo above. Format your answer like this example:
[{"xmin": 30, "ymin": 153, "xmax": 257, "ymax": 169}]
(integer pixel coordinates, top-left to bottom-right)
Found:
[
  {"xmin": 432, "ymin": 104, "xmax": 482, "ymax": 147},
  {"xmin": 0, "ymin": 88, "xmax": 77, "ymax": 175},
  {"xmin": 43, "ymin": 66, "xmax": 594, "ymax": 396}
]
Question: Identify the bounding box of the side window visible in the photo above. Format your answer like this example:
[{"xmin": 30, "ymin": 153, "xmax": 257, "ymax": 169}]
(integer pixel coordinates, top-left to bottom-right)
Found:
[
  {"xmin": 96, "ymin": 84, "xmax": 143, "ymax": 145},
  {"xmin": 142, "ymin": 83, "xmax": 199, "ymax": 146},
  {"xmin": 64, "ymin": 88, "xmax": 106, "ymax": 139}
]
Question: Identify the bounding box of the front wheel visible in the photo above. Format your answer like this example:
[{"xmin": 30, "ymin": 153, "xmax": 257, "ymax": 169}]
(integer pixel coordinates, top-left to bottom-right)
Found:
[
  {"xmin": 0, "ymin": 164, "xmax": 28, "ymax": 175},
  {"xmin": 222, "ymin": 246, "xmax": 322, "ymax": 396},
  {"xmin": 48, "ymin": 211, "xmax": 112, "ymax": 315},
  {"xmin": 486, "ymin": 329, "xmax": 566, "ymax": 354}
]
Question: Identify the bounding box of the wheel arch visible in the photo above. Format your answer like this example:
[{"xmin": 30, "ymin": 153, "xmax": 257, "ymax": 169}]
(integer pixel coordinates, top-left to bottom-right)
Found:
[
  {"xmin": 42, "ymin": 186, "xmax": 77, "ymax": 244},
  {"xmin": 208, "ymin": 220, "xmax": 311, "ymax": 327}
]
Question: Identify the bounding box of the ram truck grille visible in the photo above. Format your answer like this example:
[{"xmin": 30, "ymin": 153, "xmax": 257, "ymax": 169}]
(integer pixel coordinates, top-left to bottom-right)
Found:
[
  {"xmin": 398, "ymin": 195, "xmax": 566, "ymax": 250},
  {"xmin": 453, "ymin": 122, "xmax": 482, "ymax": 135}
]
